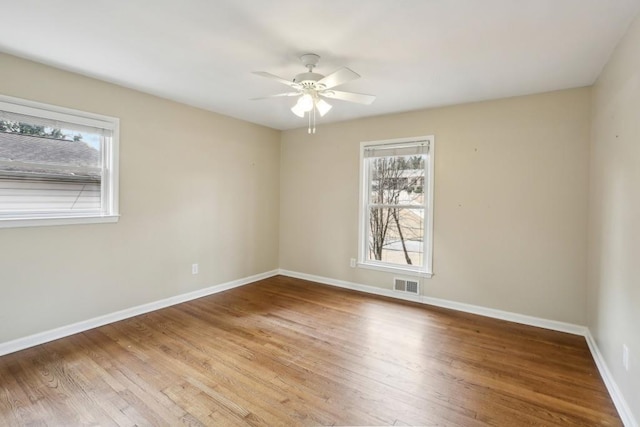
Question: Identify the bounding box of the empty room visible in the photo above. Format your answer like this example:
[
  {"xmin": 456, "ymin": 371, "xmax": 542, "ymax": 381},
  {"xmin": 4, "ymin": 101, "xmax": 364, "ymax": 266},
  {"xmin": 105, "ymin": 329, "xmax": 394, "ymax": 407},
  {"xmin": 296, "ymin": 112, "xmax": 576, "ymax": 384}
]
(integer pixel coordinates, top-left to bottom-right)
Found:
[{"xmin": 0, "ymin": 1, "xmax": 638, "ymax": 426}]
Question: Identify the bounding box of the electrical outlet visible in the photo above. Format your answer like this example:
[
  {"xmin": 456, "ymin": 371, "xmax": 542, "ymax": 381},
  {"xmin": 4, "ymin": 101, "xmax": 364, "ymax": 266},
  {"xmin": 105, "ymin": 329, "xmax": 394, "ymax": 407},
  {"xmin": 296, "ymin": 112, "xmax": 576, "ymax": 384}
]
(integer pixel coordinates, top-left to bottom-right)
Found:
[
  {"xmin": 623, "ymin": 344, "xmax": 629, "ymax": 371},
  {"xmin": 192, "ymin": 263, "xmax": 199, "ymax": 275},
  {"xmin": 350, "ymin": 258, "xmax": 356, "ymax": 268}
]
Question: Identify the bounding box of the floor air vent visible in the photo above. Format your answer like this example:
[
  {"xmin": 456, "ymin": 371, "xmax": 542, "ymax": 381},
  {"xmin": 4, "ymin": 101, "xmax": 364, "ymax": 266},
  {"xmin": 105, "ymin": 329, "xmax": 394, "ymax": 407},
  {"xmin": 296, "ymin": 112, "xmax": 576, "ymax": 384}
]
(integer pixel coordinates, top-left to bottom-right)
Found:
[{"xmin": 394, "ymin": 278, "xmax": 419, "ymax": 295}]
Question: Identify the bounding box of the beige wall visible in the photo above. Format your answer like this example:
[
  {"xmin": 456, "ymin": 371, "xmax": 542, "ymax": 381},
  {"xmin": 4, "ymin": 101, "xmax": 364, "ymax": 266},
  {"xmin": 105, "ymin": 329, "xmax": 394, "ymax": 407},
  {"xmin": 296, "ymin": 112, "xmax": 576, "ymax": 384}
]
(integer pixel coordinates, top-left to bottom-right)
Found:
[
  {"xmin": 0, "ymin": 53, "xmax": 281, "ymax": 343},
  {"xmin": 589, "ymin": 11, "xmax": 640, "ymax": 421},
  {"xmin": 280, "ymin": 88, "xmax": 591, "ymax": 324},
  {"xmin": 0, "ymin": 52, "xmax": 593, "ymax": 347}
]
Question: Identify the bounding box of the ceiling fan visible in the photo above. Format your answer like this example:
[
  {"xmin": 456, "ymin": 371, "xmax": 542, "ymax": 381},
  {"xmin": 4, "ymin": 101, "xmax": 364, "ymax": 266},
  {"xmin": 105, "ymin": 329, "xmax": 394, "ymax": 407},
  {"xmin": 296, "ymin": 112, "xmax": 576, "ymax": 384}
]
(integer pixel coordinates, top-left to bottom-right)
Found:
[{"xmin": 252, "ymin": 53, "xmax": 376, "ymax": 133}]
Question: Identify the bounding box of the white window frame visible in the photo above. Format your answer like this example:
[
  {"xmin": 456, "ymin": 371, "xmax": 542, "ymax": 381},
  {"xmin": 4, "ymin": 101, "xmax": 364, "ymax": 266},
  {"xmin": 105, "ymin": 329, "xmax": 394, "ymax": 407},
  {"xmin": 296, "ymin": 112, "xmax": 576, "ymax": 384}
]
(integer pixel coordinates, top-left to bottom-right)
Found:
[
  {"xmin": 0, "ymin": 94, "xmax": 119, "ymax": 228},
  {"xmin": 358, "ymin": 135, "xmax": 434, "ymax": 278}
]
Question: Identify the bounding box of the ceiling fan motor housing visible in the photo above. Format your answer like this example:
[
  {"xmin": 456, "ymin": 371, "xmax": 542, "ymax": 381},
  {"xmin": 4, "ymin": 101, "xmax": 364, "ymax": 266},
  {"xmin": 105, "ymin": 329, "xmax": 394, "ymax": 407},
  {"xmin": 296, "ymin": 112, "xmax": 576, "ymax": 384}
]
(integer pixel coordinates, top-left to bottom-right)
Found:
[
  {"xmin": 294, "ymin": 53, "xmax": 324, "ymax": 88},
  {"xmin": 293, "ymin": 72, "xmax": 324, "ymax": 88}
]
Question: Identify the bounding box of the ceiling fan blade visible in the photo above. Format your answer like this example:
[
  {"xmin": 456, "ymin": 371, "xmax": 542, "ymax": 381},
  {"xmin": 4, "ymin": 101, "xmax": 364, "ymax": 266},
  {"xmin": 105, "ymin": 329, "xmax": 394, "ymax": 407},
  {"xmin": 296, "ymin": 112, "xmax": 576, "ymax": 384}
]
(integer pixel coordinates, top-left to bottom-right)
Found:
[
  {"xmin": 317, "ymin": 67, "xmax": 360, "ymax": 89},
  {"xmin": 252, "ymin": 71, "xmax": 300, "ymax": 88},
  {"xmin": 251, "ymin": 92, "xmax": 300, "ymax": 100},
  {"xmin": 321, "ymin": 90, "xmax": 376, "ymax": 105}
]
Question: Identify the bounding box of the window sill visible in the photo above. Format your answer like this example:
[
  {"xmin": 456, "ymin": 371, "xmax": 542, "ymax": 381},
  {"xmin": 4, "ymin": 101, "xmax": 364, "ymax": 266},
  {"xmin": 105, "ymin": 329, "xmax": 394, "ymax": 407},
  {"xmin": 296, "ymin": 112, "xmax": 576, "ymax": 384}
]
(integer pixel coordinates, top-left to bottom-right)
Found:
[
  {"xmin": 0, "ymin": 214, "xmax": 120, "ymax": 229},
  {"xmin": 357, "ymin": 262, "xmax": 433, "ymax": 278}
]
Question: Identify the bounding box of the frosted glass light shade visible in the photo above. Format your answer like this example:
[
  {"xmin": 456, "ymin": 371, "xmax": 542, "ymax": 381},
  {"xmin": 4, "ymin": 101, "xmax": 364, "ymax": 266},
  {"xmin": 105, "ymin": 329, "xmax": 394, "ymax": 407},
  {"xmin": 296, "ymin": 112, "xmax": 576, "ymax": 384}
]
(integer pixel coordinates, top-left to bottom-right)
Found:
[
  {"xmin": 291, "ymin": 93, "xmax": 315, "ymax": 117},
  {"xmin": 298, "ymin": 93, "xmax": 314, "ymax": 111},
  {"xmin": 316, "ymin": 99, "xmax": 332, "ymax": 116},
  {"xmin": 291, "ymin": 103, "xmax": 305, "ymax": 117}
]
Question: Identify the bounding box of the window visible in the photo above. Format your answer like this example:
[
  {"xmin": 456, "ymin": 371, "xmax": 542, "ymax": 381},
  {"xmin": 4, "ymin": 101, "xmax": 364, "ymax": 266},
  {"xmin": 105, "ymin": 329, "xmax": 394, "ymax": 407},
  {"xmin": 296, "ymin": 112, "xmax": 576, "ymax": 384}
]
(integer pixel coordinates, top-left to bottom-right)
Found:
[
  {"xmin": 358, "ymin": 136, "xmax": 434, "ymax": 277},
  {"xmin": 0, "ymin": 94, "xmax": 119, "ymax": 228}
]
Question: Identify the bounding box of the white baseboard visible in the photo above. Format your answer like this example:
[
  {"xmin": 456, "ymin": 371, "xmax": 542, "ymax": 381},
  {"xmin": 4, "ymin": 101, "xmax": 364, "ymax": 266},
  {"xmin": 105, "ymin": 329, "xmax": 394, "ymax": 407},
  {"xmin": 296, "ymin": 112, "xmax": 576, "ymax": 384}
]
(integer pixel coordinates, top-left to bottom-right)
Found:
[
  {"xmin": 585, "ymin": 331, "xmax": 638, "ymax": 427},
  {"xmin": 420, "ymin": 295, "xmax": 587, "ymax": 336},
  {"xmin": 0, "ymin": 269, "xmax": 279, "ymax": 357},
  {"xmin": 278, "ymin": 268, "xmax": 636, "ymax": 426},
  {"xmin": 279, "ymin": 269, "xmax": 425, "ymax": 303},
  {"xmin": 278, "ymin": 269, "xmax": 586, "ymax": 335}
]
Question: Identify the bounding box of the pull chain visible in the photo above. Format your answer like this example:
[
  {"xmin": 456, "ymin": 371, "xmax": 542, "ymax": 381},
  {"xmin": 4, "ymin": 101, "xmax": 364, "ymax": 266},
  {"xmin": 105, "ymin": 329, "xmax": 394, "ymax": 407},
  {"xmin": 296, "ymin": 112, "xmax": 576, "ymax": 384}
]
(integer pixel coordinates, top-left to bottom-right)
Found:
[{"xmin": 312, "ymin": 105, "xmax": 316, "ymax": 134}]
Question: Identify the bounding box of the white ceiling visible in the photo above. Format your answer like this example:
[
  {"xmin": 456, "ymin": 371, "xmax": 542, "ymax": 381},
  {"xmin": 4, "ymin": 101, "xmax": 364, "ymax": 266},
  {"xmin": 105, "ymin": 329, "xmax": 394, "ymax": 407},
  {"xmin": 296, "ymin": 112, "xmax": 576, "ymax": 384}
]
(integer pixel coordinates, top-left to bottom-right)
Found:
[{"xmin": 1, "ymin": 0, "xmax": 639, "ymax": 130}]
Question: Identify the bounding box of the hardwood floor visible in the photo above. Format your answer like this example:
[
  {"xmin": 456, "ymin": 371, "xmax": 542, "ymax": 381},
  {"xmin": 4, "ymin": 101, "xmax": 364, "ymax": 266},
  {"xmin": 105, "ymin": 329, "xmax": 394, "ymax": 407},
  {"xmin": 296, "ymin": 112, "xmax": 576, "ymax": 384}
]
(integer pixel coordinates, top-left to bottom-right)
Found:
[{"xmin": 0, "ymin": 275, "xmax": 621, "ymax": 426}]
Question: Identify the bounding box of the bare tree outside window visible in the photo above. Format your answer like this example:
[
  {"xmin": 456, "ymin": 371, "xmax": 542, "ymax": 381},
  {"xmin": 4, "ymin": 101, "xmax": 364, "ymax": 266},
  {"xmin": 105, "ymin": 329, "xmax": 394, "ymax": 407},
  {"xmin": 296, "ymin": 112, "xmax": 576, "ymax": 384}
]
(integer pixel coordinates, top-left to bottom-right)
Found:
[{"xmin": 368, "ymin": 154, "xmax": 425, "ymax": 266}]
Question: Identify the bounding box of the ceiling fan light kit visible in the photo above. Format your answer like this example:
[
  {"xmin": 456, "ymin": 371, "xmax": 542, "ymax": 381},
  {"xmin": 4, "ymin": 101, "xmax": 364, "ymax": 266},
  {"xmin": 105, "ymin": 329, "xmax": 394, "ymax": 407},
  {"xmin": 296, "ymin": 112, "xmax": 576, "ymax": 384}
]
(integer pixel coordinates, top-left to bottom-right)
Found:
[
  {"xmin": 291, "ymin": 93, "xmax": 314, "ymax": 117},
  {"xmin": 253, "ymin": 53, "xmax": 375, "ymax": 134}
]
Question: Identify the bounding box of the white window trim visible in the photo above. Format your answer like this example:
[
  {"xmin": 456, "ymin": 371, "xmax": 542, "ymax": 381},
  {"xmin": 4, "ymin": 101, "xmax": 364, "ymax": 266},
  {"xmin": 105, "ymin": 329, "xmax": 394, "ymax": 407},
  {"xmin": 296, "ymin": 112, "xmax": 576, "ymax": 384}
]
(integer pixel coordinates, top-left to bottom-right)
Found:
[
  {"xmin": 0, "ymin": 94, "xmax": 120, "ymax": 228},
  {"xmin": 358, "ymin": 135, "xmax": 434, "ymax": 278},
  {"xmin": 0, "ymin": 214, "xmax": 120, "ymax": 229}
]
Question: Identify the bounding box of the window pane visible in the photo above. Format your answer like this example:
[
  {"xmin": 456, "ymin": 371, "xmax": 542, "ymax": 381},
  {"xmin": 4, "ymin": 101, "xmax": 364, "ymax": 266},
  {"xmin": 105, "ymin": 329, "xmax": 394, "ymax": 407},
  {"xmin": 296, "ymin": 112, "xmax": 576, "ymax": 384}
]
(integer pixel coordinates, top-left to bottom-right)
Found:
[
  {"xmin": 0, "ymin": 126, "xmax": 102, "ymax": 180},
  {"xmin": 0, "ymin": 119, "xmax": 104, "ymax": 215},
  {"xmin": 0, "ymin": 95, "xmax": 118, "ymax": 226},
  {"xmin": 369, "ymin": 155, "xmax": 425, "ymax": 206},
  {"xmin": 368, "ymin": 207, "xmax": 424, "ymax": 267},
  {"xmin": 0, "ymin": 180, "xmax": 101, "ymax": 213},
  {"xmin": 360, "ymin": 137, "xmax": 433, "ymax": 275}
]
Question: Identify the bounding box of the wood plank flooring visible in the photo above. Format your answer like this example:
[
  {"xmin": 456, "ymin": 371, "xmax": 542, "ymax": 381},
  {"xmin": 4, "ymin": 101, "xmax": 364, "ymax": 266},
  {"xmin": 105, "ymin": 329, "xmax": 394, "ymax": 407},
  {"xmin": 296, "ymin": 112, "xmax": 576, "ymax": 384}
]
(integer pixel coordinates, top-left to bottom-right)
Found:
[{"xmin": 0, "ymin": 275, "xmax": 621, "ymax": 426}]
